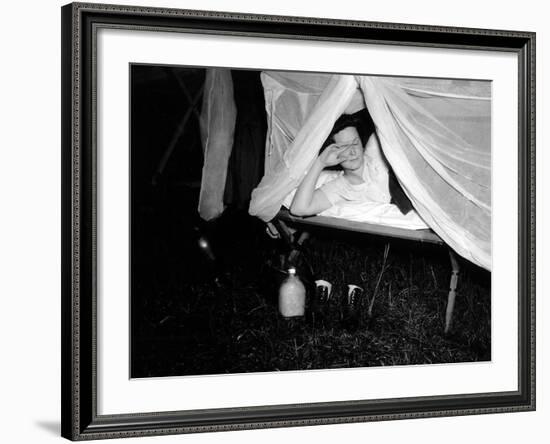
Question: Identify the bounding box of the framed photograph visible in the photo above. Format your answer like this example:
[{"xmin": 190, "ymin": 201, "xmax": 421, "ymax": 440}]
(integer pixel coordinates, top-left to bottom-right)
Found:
[{"xmin": 61, "ymin": 2, "xmax": 535, "ymax": 440}]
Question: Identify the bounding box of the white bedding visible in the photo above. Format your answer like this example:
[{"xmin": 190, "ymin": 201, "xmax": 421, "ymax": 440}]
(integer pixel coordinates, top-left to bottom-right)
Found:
[
  {"xmin": 315, "ymin": 200, "xmax": 429, "ymax": 230},
  {"xmin": 282, "ymin": 171, "xmax": 429, "ymax": 231}
]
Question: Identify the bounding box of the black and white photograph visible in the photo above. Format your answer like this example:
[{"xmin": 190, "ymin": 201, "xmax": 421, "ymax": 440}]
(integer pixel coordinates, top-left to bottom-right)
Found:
[
  {"xmin": 130, "ymin": 66, "xmax": 492, "ymax": 378},
  {"xmin": 1, "ymin": 0, "xmax": 544, "ymax": 442}
]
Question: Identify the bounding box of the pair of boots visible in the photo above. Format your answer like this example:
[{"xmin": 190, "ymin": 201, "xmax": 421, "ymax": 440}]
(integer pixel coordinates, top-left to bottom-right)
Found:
[
  {"xmin": 314, "ymin": 280, "xmax": 364, "ymax": 311},
  {"xmin": 312, "ymin": 280, "xmax": 364, "ymax": 331}
]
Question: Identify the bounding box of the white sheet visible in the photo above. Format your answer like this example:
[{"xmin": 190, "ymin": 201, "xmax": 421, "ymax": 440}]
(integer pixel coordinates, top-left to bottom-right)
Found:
[{"xmin": 282, "ymin": 171, "xmax": 429, "ymax": 230}]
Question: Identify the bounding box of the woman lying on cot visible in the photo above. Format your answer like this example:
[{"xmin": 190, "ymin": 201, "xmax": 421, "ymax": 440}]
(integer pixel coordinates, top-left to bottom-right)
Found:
[{"xmin": 290, "ymin": 110, "xmax": 412, "ymax": 217}]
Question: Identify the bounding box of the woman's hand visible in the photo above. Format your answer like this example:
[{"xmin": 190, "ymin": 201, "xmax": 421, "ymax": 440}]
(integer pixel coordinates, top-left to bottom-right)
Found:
[{"xmin": 318, "ymin": 143, "xmax": 350, "ymax": 167}]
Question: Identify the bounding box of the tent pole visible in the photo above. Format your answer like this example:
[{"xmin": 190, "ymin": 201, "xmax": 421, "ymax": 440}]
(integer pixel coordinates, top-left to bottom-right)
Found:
[
  {"xmin": 445, "ymin": 249, "xmax": 460, "ymax": 333},
  {"xmin": 171, "ymin": 68, "xmax": 202, "ymax": 121},
  {"xmin": 152, "ymin": 84, "xmax": 204, "ymax": 185}
]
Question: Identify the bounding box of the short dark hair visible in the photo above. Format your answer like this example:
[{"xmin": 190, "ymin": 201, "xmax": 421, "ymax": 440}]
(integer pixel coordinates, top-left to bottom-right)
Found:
[{"xmin": 321, "ymin": 107, "xmax": 375, "ymax": 152}]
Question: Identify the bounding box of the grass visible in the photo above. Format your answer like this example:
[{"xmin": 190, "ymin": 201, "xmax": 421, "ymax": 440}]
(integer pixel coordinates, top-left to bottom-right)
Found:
[{"xmin": 131, "ymin": 207, "xmax": 491, "ymax": 378}]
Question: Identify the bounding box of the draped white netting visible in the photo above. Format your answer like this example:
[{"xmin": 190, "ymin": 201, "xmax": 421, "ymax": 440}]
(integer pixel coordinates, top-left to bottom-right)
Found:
[
  {"xmin": 248, "ymin": 73, "xmax": 491, "ymax": 270},
  {"xmin": 198, "ymin": 69, "xmax": 237, "ymax": 221}
]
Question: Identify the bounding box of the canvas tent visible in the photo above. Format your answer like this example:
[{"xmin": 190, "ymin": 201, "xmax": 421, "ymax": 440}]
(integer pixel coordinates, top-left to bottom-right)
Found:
[{"xmin": 198, "ymin": 69, "xmax": 491, "ymax": 272}]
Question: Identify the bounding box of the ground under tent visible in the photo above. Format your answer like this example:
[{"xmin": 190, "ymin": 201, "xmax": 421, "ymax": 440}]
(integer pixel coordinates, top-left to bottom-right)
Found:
[{"xmin": 181, "ymin": 68, "xmax": 491, "ymax": 332}]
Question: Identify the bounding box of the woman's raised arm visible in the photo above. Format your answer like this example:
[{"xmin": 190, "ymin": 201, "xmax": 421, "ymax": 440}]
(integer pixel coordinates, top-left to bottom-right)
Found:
[{"xmin": 290, "ymin": 144, "xmax": 344, "ymax": 216}]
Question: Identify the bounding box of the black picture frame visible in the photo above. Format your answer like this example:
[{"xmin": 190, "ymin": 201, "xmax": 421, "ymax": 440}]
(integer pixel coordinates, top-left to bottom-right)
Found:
[{"xmin": 61, "ymin": 2, "xmax": 536, "ymax": 440}]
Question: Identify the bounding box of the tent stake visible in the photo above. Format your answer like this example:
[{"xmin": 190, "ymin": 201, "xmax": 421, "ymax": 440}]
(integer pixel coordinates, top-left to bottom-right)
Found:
[{"xmin": 445, "ymin": 249, "xmax": 460, "ymax": 333}]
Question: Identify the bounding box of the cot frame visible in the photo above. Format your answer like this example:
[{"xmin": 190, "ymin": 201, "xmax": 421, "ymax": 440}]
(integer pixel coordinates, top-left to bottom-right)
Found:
[{"xmin": 272, "ymin": 209, "xmax": 460, "ymax": 333}]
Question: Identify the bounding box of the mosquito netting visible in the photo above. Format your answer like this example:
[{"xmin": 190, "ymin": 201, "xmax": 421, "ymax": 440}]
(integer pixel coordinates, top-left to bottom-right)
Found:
[{"xmin": 247, "ymin": 73, "xmax": 491, "ymax": 270}]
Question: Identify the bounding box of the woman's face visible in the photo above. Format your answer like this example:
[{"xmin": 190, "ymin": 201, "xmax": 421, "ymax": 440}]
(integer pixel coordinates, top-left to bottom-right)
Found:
[{"xmin": 333, "ymin": 126, "xmax": 364, "ymax": 172}]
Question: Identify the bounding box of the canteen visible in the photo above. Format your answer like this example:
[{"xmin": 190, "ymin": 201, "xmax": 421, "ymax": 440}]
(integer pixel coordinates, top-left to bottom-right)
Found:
[{"xmin": 278, "ymin": 267, "xmax": 306, "ymax": 317}]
